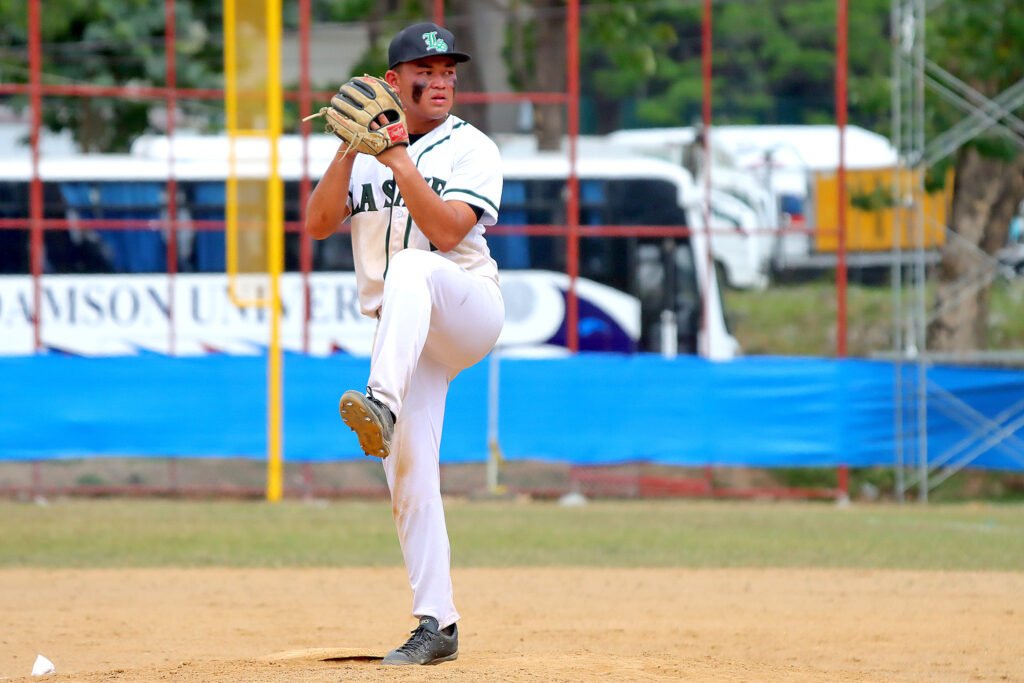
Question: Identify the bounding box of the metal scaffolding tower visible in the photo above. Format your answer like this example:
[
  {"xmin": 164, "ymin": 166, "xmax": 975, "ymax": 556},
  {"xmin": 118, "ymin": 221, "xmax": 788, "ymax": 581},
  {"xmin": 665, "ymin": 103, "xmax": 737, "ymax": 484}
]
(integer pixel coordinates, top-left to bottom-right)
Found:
[
  {"xmin": 891, "ymin": 0, "xmax": 928, "ymax": 502},
  {"xmin": 891, "ymin": 0, "xmax": 1024, "ymax": 502}
]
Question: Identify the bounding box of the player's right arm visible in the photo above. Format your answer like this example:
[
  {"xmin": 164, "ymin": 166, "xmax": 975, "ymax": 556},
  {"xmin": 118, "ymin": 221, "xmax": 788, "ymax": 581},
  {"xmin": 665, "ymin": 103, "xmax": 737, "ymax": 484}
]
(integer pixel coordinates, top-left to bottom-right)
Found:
[{"xmin": 305, "ymin": 145, "xmax": 356, "ymax": 240}]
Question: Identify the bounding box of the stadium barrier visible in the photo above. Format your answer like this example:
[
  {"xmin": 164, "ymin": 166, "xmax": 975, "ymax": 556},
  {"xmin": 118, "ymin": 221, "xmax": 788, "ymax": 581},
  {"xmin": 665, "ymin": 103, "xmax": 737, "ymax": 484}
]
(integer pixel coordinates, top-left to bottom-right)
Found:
[{"xmin": 1, "ymin": 354, "xmax": 1021, "ymax": 501}]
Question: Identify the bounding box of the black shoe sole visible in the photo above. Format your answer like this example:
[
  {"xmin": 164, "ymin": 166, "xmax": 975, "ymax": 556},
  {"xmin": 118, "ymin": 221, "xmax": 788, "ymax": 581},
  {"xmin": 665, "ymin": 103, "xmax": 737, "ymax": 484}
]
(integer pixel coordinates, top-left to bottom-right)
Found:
[{"xmin": 381, "ymin": 651, "xmax": 458, "ymax": 666}]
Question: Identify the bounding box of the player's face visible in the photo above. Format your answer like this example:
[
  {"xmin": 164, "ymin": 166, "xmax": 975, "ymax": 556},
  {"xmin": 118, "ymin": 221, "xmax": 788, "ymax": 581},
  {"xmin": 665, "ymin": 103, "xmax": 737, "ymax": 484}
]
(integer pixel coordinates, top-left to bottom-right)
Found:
[{"xmin": 390, "ymin": 57, "xmax": 458, "ymax": 123}]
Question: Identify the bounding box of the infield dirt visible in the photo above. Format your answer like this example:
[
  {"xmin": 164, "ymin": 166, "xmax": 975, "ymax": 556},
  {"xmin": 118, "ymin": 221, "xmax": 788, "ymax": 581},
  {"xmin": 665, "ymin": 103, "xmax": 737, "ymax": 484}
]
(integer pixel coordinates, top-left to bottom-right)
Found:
[{"xmin": 1, "ymin": 567, "xmax": 1021, "ymax": 682}]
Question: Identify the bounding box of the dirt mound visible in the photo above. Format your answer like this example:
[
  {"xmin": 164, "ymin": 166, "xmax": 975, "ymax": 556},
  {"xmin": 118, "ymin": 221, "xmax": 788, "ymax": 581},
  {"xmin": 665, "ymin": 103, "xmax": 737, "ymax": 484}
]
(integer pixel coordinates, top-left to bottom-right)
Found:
[{"xmin": 2, "ymin": 567, "xmax": 1021, "ymax": 682}]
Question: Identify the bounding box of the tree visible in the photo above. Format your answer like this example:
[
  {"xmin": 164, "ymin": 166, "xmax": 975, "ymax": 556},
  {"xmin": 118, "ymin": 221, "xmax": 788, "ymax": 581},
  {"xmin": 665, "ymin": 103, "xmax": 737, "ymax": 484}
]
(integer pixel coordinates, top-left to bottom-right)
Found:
[
  {"xmin": 502, "ymin": 1, "xmax": 893, "ymax": 137},
  {"xmin": 501, "ymin": 0, "xmax": 565, "ymax": 150},
  {"xmin": 926, "ymin": 1, "xmax": 1024, "ymax": 352},
  {"xmin": 311, "ymin": 0, "xmax": 491, "ymax": 132},
  {"xmin": 579, "ymin": 1, "xmax": 680, "ymax": 133},
  {"xmin": 443, "ymin": 0, "xmax": 490, "ymax": 133},
  {"xmin": 0, "ymin": 0, "xmax": 224, "ymax": 152}
]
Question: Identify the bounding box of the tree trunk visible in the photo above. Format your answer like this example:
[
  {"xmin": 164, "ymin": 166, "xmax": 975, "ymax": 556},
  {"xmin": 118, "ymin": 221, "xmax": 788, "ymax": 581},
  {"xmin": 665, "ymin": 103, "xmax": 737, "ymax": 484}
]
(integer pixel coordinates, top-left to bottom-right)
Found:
[
  {"xmin": 927, "ymin": 147, "xmax": 1024, "ymax": 351},
  {"xmin": 591, "ymin": 92, "xmax": 622, "ymax": 134},
  {"xmin": 532, "ymin": 0, "xmax": 565, "ymax": 151},
  {"xmin": 79, "ymin": 100, "xmax": 107, "ymax": 153},
  {"xmin": 448, "ymin": 0, "xmax": 489, "ymax": 133}
]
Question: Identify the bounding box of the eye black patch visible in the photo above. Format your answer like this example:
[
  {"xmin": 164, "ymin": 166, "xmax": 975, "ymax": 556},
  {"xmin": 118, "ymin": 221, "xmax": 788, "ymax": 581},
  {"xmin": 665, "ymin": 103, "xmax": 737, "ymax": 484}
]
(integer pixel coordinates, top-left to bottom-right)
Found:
[{"xmin": 411, "ymin": 80, "xmax": 428, "ymax": 104}]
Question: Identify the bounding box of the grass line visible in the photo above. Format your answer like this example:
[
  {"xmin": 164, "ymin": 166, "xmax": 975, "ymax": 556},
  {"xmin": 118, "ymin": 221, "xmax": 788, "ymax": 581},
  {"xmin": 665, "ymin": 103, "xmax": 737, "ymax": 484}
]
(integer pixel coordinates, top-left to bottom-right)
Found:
[{"xmin": 2, "ymin": 500, "xmax": 1023, "ymax": 571}]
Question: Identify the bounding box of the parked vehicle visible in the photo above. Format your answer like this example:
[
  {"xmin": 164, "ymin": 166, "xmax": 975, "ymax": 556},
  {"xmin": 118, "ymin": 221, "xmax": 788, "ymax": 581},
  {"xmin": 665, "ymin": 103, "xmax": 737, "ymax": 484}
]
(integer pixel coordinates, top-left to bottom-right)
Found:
[
  {"xmin": 0, "ymin": 135, "xmax": 740, "ymax": 359},
  {"xmin": 609, "ymin": 124, "xmax": 951, "ymax": 273}
]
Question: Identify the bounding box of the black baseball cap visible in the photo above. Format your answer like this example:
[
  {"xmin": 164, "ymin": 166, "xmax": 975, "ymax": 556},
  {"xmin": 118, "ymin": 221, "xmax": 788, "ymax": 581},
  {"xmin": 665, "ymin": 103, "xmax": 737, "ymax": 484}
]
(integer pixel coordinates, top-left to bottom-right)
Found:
[{"xmin": 387, "ymin": 22, "xmax": 471, "ymax": 69}]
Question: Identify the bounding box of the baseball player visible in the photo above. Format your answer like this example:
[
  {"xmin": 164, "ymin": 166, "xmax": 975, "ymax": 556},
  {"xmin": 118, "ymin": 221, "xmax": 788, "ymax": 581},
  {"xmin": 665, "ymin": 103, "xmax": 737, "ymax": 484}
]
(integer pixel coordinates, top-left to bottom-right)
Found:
[{"xmin": 305, "ymin": 21, "xmax": 504, "ymax": 666}]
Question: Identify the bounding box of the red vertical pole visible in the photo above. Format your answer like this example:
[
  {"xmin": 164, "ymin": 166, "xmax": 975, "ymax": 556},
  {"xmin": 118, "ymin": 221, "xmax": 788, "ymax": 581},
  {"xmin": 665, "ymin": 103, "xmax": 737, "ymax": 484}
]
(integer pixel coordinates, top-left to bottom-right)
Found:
[
  {"xmin": 565, "ymin": 0, "xmax": 580, "ymax": 353},
  {"xmin": 165, "ymin": 0, "xmax": 178, "ymax": 354},
  {"xmin": 28, "ymin": 0, "xmax": 43, "ymax": 352},
  {"xmin": 837, "ymin": 463, "xmax": 849, "ymax": 498},
  {"xmin": 433, "ymin": 0, "xmax": 444, "ymax": 25},
  {"xmin": 836, "ymin": 0, "xmax": 849, "ymax": 357},
  {"xmin": 299, "ymin": 0, "xmax": 313, "ymax": 353},
  {"xmin": 700, "ymin": 0, "xmax": 714, "ymax": 358}
]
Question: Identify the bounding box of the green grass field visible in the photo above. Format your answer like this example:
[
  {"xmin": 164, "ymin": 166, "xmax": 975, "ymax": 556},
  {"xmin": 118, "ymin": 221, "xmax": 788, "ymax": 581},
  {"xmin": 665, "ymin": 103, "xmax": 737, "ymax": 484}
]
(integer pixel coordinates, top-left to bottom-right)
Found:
[
  {"xmin": 723, "ymin": 277, "xmax": 1024, "ymax": 356},
  {"xmin": 2, "ymin": 499, "xmax": 1022, "ymax": 571}
]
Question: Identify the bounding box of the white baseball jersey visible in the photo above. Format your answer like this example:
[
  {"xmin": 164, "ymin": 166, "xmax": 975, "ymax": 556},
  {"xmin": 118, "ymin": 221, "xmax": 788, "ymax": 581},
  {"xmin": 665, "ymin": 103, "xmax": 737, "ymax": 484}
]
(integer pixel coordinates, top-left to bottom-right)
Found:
[{"xmin": 346, "ymin": 114, "xmax": 503, "ymax": 317}]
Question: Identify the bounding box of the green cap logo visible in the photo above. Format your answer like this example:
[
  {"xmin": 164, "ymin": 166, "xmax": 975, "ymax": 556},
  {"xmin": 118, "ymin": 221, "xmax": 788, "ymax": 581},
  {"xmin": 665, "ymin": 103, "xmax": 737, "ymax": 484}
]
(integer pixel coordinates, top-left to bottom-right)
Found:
[{"xmin": 422, "ymin": 31, "xmax": 449, "ymax": 53}]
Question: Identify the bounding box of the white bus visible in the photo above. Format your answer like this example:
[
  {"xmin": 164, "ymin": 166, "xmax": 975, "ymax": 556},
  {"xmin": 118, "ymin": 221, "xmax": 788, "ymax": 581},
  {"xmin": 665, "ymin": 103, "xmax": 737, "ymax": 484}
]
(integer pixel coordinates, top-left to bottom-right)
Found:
[
  {"xmin": 0, "ymin": 135, "xmax": 739, "ymax": 359},
  {"xmin": 609, "ymin": 124, "xmax": 905, "ymax": 272},
  {"xmin": 497, "ymin": 152, "xmax": 738, "ymax": 358},
  {"xmin": 498, "ymin": 133, "xmax": 774, "ymax": 291}
]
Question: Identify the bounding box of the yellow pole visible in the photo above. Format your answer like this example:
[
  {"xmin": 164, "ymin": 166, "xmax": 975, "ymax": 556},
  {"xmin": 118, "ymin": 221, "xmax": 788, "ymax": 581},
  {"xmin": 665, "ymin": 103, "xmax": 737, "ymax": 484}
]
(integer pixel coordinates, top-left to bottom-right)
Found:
[
  {"xmin": 224, "ymin": 0, "xmax": 267, "ymax": 310},
  {"xmin": 224, "ymin": 0, "xmax": 238, "ymax": 295},
  {"xmin": 224, "ymin": 0, "xmax": 284, "ymax": 501},
  {"xmin": 265, "ymin": 0, "xmax": 284, "ymax": 502}
]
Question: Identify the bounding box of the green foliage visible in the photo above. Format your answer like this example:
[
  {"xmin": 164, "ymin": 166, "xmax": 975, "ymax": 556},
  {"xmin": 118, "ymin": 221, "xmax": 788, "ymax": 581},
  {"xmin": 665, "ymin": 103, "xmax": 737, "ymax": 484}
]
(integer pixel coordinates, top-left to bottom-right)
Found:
[
  {"xmin": 972, "ymin": 135, "xmax": 1021, "ymax": 163},
  {"xmin": 927, "ymin": 0, "xmax": 1024, "ymax": 162},
  {"xmin": 924, "ymin": 160, "xmax": 952, "ymax": 193},
  {"xmin": 768, "ymin": 467, "xmax": 1024, "ymax": 504},
  {"xmin": 502, "ymin": 1, "xmax": 541, "ymax": 94},
  {"xmin": 774, "ymin": 467, "xmax": 838, "ymax": 489},
  {"xmin": 929, "ymin": 0, "xmax": 1024, "ymax": 87},
  {"xmin": 850, "ymin": 186, "xmax": 896, "ymax": 212},
  {"xmin": 850, "ymin": 467, "xmax": 897, "ymax": 497},
  {"xmin": 313, "ymin": 0, "xmax": 376, "ymax": 23},
  {"xmin": 575, "ymin": 0, "xmax": 893, "ymax": 132},
  {"xmin": 723, "ymin": 278, "xmax": 1024, "ymax": 357},
  {"xmin": 74, "ymin": 472, "xmax": 105, "ymax": 487},
  {"xmin": 581, "ymin": 3, "xmax": 673, "ymax": 99},
  {"xmin": 0, "ymin": 0, "xmax": 224, "ymax": 151},
  {"xmin": 347, "ymin": 47, "xmax": 390, "ymax": 82},
  {"xmin": 6, "ymin": 0, "xmax": 1021, "ymax": 153}
]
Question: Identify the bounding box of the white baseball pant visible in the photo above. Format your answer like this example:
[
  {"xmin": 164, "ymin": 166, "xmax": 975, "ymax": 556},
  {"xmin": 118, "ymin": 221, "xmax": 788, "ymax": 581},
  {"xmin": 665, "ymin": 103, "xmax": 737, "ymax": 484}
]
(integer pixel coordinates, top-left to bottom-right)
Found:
[{"xmin": 368, "ymin": 249, "xmax": 504, "ymax": 630}]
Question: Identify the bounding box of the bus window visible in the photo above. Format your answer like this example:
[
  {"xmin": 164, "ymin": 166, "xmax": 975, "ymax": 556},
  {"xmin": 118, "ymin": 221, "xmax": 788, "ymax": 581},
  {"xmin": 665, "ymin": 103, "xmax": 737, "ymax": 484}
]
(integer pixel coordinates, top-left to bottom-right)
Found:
[
  {"xmin": 283, "ymin": 180, "xmax": 303, "ymax": 272},
  {"xmin": 491, "ymin": 180, "xmax": 530, "ymax": 268},
  {"xmin": 580, "ymin": 179, "xmax": 604, "ymax": 226},
  {"xmin": 0, "ymin": 181, "xmax": 28, "ymax": 274},
  {"xmin": 605, "ymin": 179, "xmax": 689, "ymax": 226},
  {"xmin": 184, "ymin": 181, "xmax": 226, "ymax": 272},
  {"xmin": 497, "ymin": 174, "xmax": 703, "ymax": 354},
  {"xmin": 526, "ymin": 178, "xmax": 566, "ymax": 272},
  {"xmin": 59, "ymin": 182, "xmax": 166, "ymax": 273},
  {"xmin": 40, "ymin": 182, "xmax": 110, "ymax": 274},
  {"xmin": 605, "ymin": 179, "xmax": 700, "ymax": 352}
]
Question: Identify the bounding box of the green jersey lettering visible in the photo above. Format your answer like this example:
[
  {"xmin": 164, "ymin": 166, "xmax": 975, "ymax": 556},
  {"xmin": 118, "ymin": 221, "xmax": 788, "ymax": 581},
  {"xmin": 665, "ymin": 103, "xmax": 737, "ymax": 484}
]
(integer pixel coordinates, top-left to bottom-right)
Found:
[
  {"xmin": 382, "ymin": 179, "xmax": 398, "ymax": 208},
  {"xmin": 354, "ymin": 183, "xmax": 378, "ymax": 213}
]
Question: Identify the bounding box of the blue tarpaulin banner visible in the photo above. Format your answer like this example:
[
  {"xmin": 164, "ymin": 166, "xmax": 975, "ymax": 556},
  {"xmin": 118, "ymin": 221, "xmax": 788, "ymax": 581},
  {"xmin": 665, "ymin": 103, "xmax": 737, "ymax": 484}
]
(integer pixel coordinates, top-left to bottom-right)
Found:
[{"xmin": 1, "ymin": 354, "xmax": 1022, "ymax": 469}]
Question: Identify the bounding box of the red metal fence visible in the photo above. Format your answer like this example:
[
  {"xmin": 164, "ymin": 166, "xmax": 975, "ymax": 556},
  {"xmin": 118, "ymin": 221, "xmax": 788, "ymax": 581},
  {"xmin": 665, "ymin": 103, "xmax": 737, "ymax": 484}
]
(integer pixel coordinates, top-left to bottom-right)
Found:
[{"xmin": 8, "ymin": 0, "xmax": 851, "ymax": 357}]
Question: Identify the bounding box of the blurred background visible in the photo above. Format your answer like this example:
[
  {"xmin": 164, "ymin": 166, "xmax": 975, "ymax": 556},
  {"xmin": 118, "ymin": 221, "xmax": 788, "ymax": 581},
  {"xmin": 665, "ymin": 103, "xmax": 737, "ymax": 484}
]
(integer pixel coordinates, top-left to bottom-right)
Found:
[{"xmin": 0, "ymin": 0, "xmax": 1022, "ymax": 503}]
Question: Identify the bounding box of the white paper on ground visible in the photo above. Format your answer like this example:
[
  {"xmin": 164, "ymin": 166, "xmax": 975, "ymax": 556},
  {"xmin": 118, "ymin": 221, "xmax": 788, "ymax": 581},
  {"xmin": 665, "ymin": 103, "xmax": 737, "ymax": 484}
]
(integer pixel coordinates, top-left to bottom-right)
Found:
[{"xmin": 31, "ymin": 654, "xmax": 55, "ymax": 676}]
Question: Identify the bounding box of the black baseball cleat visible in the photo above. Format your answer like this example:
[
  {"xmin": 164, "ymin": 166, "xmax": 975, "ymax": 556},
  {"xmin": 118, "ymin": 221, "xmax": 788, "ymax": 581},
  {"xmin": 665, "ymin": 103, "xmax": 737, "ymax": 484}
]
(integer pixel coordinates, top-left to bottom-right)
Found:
[
  {"xmin": 339, "ymin": 388, "xmax": 395, "ymax": 458},
  {"xmin": 381, "ymin": 616, "xmax": 459, "ymax": 666}
]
